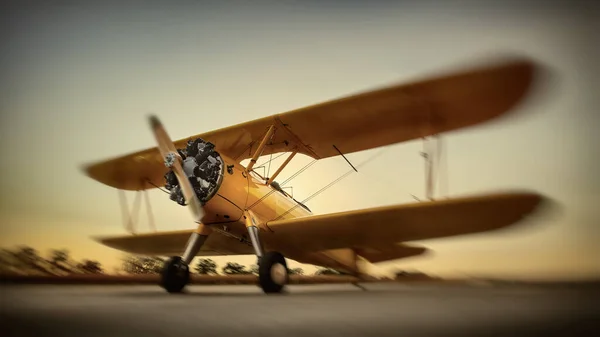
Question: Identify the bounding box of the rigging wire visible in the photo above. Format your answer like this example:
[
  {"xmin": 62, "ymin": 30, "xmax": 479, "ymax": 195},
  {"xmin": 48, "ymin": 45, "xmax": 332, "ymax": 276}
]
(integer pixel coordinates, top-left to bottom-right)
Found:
[
  {"xmin": 146, "ymin": 180, "xmax": 171, "ymax": 195},
  {"xmin": 143, "ymin": 190, "xmax": 157, "ymax": 232},
  {"xmin": 421, "ymin": 137, "xmax": 431, "ymax": 200},
  {"xmin": 433, "ymin": 136, "xmax": 444, "ymax": 199},
  {"xmin": 120, "ymin": 190, "xmax": 143, "ymax": 234},
  {"xmin": 266, "ymin": 153, "xmax": 273, "ymax": 178},
  {"xmin": 270, "ymin": 147, "xmax": 390, "ymax": 221},
  {"xmin": 439, "ymin": 136, "xmax": 449, "ymax": 198},
  {"xmin": 280, "ymin": 159, "xmax": 317, "ymax": 186},
  {"xmin": 252, "ymin": 151, "xmax": 288, "ymax": 171},
  {"xmin": 422, "ymin": 135, "xmax": 445, "ymax": 200},
  {"xmin": 425, "ymin": 135, "xmax": 447, "ymax": 200},
  {"xmin": 247, "ymin": 158, "xmax": 317, "ymax": 210},
  {"xmin": 118, "ymin": 190, "xmax": 131, "ymax": 233}
]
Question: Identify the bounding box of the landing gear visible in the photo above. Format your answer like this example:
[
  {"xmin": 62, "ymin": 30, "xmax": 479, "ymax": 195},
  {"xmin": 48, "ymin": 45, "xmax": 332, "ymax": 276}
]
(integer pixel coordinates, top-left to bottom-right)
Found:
[
  {"xmin": 160, "ymin": 256, "xmax": 190, "ymax": 293},
  {"xmin": 160, "ymin": 230, "xmax": 208, "ymax": 294},
  {"xmin": 244, "ymin": 211, "xmax": 289, "ymax": 294},
  {"xmin": 258, "ymin": 251, "xmax": 289, "ymax": 294}
]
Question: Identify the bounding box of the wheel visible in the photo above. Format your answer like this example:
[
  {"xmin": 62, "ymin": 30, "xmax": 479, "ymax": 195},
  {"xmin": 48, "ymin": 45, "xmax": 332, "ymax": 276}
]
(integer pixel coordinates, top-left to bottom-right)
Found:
[
  {"xmin": 258, "ymin": 251, "xmax": 289, "ymax": 294},
  {"xmin": 160, "ymin": 256, "xmax": 190, "ymax": 293}
]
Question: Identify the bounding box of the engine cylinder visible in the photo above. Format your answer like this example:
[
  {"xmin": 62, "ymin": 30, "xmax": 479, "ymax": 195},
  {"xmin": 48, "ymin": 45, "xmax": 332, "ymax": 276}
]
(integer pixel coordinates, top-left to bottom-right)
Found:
[{"xmin": 164, "ymin": 138, "xmax": 225, "ymax": 206}]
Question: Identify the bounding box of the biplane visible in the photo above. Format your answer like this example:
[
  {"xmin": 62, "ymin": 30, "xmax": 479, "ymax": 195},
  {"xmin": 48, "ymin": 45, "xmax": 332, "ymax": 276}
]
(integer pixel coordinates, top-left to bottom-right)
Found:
[{"xmin": 82, "ymin": 57, "xmax": 545, "ymax": 294}]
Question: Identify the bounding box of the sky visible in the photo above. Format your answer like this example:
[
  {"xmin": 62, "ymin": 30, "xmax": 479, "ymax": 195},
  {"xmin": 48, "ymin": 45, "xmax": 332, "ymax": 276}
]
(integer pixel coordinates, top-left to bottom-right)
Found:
[{"xmin": 1, "ymin": 0, "xmax": 598, "ymax": 280}]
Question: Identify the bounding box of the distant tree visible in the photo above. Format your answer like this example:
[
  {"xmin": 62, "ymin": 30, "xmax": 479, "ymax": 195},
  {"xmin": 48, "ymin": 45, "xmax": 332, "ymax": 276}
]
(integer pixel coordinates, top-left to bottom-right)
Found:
[
  {"xmin": 50, "ymin": 249, "xmax": 68, "ymax": 264},
  {"xmin": 195, "ymin": 258, "xmax": 217, "ymax": 275},
  {"xmin": 13, "ymin": 246, "xmax": 52, "ymax": 275},
  {"xmin": 289, "ymin": 267, "xmax": 304, "ymax": 275},
  {"xmin": 16, "ymin": 246, "xmax": 40, "ymax": 264},
  {"xmin": 77, "ymin": 260, "xmax": 103, "ymax": 274},
  {"xmin": 121, "ymin": 255, "xmax": 165, "ymax": 274},
  {"xmin": 48, "ymin": 249, "xmax": 72, "ymax": 274},
  {"xmin": 0, "ymin": 248, "xmax": 19, "ymax": 275},
  {"xmin": 222, "ymin": 262, "xmax": 248, "ymax": 275}
]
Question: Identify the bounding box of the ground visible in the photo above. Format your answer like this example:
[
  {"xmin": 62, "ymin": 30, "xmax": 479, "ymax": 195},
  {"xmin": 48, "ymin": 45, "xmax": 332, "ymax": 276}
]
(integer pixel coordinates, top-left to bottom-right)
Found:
[{"xmin": 1, "ymin": 283, "xmax": 599, "ymax": 336}]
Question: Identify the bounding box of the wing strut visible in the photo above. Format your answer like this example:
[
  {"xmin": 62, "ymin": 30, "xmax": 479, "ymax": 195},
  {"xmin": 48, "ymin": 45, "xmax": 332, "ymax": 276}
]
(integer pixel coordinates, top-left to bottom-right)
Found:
[
  {"xmin": 421, "ymin": 135, "xmax": 447, "ymax": 201},
  {"xmin": 266, "ymin": 150, "xmax": 297, "ymax": 185},
  {"xmin": 270, "ymin": 147, "xmax": 389, "ymax": 221},
  {"xmin": 117, "ymin": 188, "xmax": 158, "ymax": 234},
  {"xmin": 246, "ymin": 125, "xmax": 276, "ymax": 173},
  {"xmin": 143, "ymin": 189, "xmax": 157, "ymax": 232}
]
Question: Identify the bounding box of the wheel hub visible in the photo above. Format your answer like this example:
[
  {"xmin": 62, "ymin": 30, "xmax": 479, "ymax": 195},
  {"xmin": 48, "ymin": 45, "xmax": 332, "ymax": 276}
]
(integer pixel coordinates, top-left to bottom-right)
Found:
[
  {"xmin": 164, "ymin": 152, "xmax": 178, "ymax": 168},
  {"xmin": 270, "ymin": 263, "xmax": 287, "ymax": 285}
]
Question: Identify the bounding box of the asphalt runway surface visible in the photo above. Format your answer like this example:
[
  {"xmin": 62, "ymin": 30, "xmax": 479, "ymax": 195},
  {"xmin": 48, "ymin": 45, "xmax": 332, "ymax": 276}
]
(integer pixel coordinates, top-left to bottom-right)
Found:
[{"xmin": 1, "ymin": 282, "xmax": 599, "ymax": 337}]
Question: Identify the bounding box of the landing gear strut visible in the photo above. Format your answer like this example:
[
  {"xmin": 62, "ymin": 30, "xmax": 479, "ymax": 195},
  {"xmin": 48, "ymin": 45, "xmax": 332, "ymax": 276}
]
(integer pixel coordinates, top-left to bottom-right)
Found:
[
  {"xmin": 160, "ymin": 231, "xmax": 209, "ymax": 293},
  {"xmin": 245, "ymin": 211, "xmax": 289, "ymax": 294}
]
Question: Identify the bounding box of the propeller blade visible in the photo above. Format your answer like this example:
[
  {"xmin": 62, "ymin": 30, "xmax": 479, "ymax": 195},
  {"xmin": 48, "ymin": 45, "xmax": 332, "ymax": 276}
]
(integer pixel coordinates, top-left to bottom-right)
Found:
[{"xmin": 148, "ymin": 115, "xmax": 205, "ymax": 222}]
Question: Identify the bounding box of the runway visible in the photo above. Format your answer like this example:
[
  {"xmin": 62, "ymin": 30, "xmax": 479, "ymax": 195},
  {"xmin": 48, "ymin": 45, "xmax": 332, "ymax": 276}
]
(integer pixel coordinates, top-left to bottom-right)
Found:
[{"xmin": 1, "ymin": 282, "xmax": 598, "ymax": 336}]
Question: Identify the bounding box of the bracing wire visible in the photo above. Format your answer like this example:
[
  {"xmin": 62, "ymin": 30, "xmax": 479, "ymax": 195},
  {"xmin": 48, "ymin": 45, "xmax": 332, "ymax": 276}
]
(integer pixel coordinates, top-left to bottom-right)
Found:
[
  {"xmin": 146, "ymin": 180, "xmax": 171, "ymax": 195},
  {"xmin": 266, "ymin": 153, "xmax": 273, "ymax": 178},
  {"xmin": 422, "ymin": 135, "xmax": 445, "ymax": 201},
  {"xmin": 270, "ymin": 147, "xmax": 390, "ymax": 221},
  {"xmin": 439, "ymin": 136, "xmax": 449, "ymax": 198},
  {"xmin": 252, "ymin": 151, "xmax": 288, "ymax": 171},
  {"xmin": 433, "ymin": 136, "xmax": 443, "ymax": 199},
  {"xmin": 247, "ymin": 158, "xmax": 317, "ymax": 210},
  {"xmin": 428, "ymin": 135, "xmax": 447, "ymax": 200}
]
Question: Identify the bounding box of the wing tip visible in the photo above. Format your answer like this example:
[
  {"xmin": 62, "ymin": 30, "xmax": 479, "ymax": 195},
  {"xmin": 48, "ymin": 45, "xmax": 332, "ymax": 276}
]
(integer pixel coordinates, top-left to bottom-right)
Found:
[
  {"xmin": 505, "ymin": 190, "xmax": 546, "ymax": 214},
  {"xmin": 522, "ymin": 192, "xmax": 562, "ymax": 223},
  {"xmin": 79, "ymin": 161, "xmax": 96, "ymax": 177},
  {"xmin": 91, "ymin": 235, "xmax": 118, "ymax": 246},
  {"xmin": 482, "ymin": 190, "xmax": 555, "ymax": 234}
]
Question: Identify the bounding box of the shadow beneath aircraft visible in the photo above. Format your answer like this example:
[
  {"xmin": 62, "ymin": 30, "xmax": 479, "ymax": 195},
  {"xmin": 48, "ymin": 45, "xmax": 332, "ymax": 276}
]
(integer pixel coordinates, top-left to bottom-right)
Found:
[{"xmin": 108, "ymin": 283, "xmax": 407, "ymax": 298}]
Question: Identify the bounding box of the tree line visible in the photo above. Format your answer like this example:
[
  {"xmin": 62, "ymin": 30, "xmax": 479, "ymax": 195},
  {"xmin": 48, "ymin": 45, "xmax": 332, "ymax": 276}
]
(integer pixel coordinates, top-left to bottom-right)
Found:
[
  {"xmin": 121, "ymin": 255, "xmax": 309, "ymax": 276},
  {"xmin": 0, "ymin": 246, "xmax": 103, "ymax": 276},
  {"xmin": 0, "ymin": 246, "xmax": 342, "ymax": 276}
]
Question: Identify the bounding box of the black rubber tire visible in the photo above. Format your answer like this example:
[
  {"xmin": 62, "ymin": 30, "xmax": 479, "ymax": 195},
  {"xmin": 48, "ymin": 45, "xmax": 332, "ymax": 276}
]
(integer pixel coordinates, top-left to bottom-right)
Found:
[
  {"xmin": 258, "ymin": 251, "xmax": 289, "ymax": 294},
  {"xmin": 160, "ymin": 256, "xmax": 190, "ymax": 293}
]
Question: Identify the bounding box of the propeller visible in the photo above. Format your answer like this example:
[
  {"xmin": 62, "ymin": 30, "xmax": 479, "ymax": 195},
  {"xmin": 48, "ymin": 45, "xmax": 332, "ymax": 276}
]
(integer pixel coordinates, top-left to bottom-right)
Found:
[{"xmin": 148, "ymin": 115, "xmax": 205, "ymax": 223}]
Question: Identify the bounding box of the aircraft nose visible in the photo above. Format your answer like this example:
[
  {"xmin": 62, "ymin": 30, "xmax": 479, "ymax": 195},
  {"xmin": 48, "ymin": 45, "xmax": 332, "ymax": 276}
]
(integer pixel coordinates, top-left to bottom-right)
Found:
[{"xmin": 165, "ymin": 138, "xmax": 225, "ymax": 207}]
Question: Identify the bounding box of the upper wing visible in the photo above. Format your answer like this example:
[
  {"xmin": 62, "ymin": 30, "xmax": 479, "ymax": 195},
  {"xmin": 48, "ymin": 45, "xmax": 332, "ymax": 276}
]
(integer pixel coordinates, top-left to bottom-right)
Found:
[
  {"xmin": 83, "ymin": 58, "xmax": 536, "ymax": 190},
  {"xmin": 261, "ymin": 192, "xmax": 544, "ymax": 253},
  {"xmin": 94, "ymin": 229, "xmax": 254, "ymax": 256}
]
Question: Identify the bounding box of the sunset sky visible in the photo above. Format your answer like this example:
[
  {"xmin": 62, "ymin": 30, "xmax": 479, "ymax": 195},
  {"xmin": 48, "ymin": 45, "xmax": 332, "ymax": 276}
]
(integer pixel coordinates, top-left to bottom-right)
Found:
[{"xmin": 1, "ymin": 1, "xmax": 598, "ymax": 280}]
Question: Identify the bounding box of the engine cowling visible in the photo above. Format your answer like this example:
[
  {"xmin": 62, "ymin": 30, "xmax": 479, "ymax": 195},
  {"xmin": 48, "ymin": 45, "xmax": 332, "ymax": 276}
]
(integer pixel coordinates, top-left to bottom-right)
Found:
[{"xmin": 164, "ymin": 138, "xmax": 224, "ymax": 206}]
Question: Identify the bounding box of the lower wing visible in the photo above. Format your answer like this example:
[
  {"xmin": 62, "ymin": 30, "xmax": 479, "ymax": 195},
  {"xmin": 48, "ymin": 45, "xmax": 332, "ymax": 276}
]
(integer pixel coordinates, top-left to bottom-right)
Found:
[
  {"xmin": 94, "ymin": 229, "xmax": 254, "ymax": 256},
  {"xmin": 262, "ymin": 191, "xmax": 545, "ymax": 253},
  {"xmin": 94, "ymin": 191, "xmax": 544, "ymax": 259}
]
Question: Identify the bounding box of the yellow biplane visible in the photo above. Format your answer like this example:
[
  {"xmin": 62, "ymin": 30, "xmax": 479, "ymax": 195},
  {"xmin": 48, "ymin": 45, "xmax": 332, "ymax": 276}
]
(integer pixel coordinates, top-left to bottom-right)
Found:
[{"xmin": 82, "ymin": 58, "xmax": 545, "ymax": 294}]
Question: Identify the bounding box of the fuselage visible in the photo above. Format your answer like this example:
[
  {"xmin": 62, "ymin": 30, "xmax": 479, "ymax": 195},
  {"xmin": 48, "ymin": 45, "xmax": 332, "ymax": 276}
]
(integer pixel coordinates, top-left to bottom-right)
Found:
[{"xmin": 199, "ymin": 152, "xmax": 361, "ymax": 275}]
